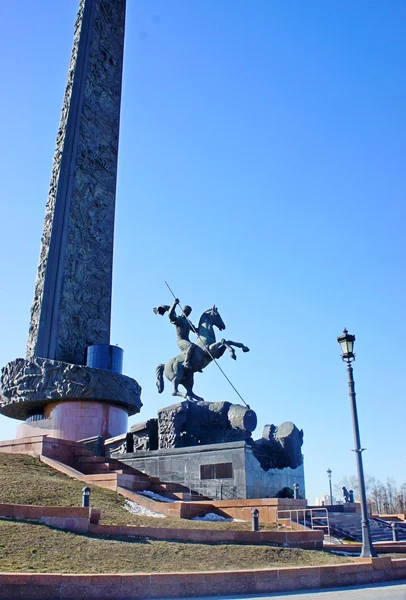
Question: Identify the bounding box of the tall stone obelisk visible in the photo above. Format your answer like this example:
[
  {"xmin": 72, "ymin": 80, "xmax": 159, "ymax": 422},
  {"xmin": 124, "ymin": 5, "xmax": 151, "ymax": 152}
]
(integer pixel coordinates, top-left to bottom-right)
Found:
[
  {"xmin": 28, "ymin": 0, "xmax": 122, "ymax": 366},
  {"xmin": 0, "ymin": 0, "xmax": 142, "ymax": 441}
]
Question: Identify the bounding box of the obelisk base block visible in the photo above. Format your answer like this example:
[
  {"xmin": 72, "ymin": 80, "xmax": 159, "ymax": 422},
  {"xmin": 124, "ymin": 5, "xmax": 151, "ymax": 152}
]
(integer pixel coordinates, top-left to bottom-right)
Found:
[
  {"xmin": 16, "ymin": 400, "xmax": 128, "ymax": 442},
  {"xmin": 0, "ymin": 357, "xmax": 142, "ymax": 442}
]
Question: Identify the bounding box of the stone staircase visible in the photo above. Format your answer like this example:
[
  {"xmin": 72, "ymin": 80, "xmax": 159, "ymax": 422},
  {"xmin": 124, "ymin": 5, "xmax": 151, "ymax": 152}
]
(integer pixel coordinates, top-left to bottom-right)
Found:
[
  {"xmin": 72, "ymin": 448, "xmax": 206, "ymax": 501},
  {"xmin": 326, "ymin": 512, "xmax": 406, "ymax": 543},
  {"xmin": 0, "ymin": 435, "xmax": 216, "ymax": 518},
  {"xmin": 74, "ymin": 455, "xmax": 156, "ymax": 492}
]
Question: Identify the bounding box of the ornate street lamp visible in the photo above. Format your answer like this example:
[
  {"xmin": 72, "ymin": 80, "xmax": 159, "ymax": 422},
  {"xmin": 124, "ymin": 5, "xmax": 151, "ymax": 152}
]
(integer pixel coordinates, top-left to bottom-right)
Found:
[
  {"xmin": 337, "ymin": 329, "xmax": 355, "ymax": 361},
  {"xmin": 327, "ymin": 468, "xmax": 333, "ymax": 505},
  {"xmin": 337, "ymin": 329, "xmax": 377, "ymax": 558}
]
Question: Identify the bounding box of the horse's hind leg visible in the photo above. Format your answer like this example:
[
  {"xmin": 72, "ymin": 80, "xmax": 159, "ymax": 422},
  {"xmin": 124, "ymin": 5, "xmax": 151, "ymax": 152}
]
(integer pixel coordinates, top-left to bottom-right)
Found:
[
  {"xmin": 172, "ymin": 366, "xmax": 187, "ymax": 398},
  {"xmin": 172, "ymin": 379, "xmax": 186, "ymax": 397}
]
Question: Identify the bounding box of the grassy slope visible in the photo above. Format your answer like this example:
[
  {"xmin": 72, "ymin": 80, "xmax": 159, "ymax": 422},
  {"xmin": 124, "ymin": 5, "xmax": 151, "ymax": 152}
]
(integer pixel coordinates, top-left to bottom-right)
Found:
[
  {"xmin": 0, "ymin": 453, "xmax": 251, "ymax": 529},
  {"xmin": 0, "ymin": 520, "xmax": 348, "ymax": 573},
  {"xmin": 0, "ymin": 454, "xmax": 352, "ymax": 573}
]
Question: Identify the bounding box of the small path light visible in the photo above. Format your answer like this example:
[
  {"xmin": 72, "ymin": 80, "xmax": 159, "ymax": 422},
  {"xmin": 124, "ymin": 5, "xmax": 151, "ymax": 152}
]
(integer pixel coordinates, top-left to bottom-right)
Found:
[
  {"xmin": 293, "ymin": 483, "xmax": 299, "ymax": 500},
  {"xmin": 337, "ymin": 329, "xmax": 377, "ymax": 558},
  {"xmin": 251, "ymin": 508, "xmax": 259, "ymax": 531},
  {"xmin": 82, "ymin": 486, "xmax": 91, "ymax": 508}
]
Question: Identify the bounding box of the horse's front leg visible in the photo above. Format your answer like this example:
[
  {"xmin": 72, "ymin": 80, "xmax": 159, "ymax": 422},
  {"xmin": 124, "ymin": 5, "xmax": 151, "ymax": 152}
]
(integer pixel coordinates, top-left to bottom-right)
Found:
[
  {"xmin": 224, "ymin": 340, "xmax": 250, "ymax": 353},
  {"xmin": 187, "ymin": 390, "xmax": 205, "ymax": 402},
  {"xmin": 219, "ymin": 339, "xmax": 236, "ymax": 360}
]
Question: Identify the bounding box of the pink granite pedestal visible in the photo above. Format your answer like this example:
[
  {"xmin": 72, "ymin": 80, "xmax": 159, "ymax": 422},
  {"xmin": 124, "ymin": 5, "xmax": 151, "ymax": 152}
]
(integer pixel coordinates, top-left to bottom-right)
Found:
[{"xmin": 16, "ymin": 400, "xmax": 128, "ymax": 442}]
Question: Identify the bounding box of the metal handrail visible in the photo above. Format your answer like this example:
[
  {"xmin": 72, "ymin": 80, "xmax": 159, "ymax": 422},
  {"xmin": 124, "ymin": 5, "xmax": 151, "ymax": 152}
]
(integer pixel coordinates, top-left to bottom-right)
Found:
[
  {"xmin": 165, "ymin": 477, "xmax": 265, "ymax": 501},
  {"xmin": 277, "ymin": 508, "xmax": 330, "ymax": 540},
  {"xmin": 183, "ymin": 479, "xmax": 250, "ymax": 500},
  {"xmin": 372, "ymin": 516, "xmax": 406, "ymax": 530}
]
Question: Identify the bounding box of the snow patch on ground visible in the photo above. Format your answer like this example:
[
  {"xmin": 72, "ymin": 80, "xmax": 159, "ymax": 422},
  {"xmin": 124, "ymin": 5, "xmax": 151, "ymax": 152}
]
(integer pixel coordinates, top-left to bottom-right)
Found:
[
  {"xmin": 123, "ymin": 499, "xmax": 166, "ymax": 518},
  {"xmin": 138, "ymin": 490, "xmax": 177, "ymax": 503},
  {"xmin": 192, "ymin": 512, "xmax": 234, "ymax": 522}
]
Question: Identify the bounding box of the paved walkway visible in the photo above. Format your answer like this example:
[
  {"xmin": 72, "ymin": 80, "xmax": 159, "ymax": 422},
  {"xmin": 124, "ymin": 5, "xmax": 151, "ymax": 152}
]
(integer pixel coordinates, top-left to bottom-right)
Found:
[{"xmin": 157, "ymin": 580, "xmax": 406, "ymax": 600}]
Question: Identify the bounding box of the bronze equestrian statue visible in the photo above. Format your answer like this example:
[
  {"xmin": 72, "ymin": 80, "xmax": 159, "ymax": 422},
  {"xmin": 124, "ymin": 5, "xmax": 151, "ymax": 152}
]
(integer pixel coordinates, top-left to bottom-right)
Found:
[{"xmin": 154, "ymin": 302, "xmax": 249, "ymax": 401}]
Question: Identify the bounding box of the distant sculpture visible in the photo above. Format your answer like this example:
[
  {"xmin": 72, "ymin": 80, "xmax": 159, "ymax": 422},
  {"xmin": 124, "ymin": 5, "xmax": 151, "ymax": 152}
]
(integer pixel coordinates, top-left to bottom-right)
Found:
[
  {"xmin": 155, "ymin": 305, "xmax": 249, "ymax": 401},
  {"xmin": 342, "ymin": 486, "xmax": 350, "ymax": 503}
]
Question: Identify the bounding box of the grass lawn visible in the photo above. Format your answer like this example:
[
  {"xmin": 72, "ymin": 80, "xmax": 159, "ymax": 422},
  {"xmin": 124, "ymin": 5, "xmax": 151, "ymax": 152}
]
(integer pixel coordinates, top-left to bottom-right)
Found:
[
  {"xmin": 0, "ymin": 520, "xmax": 350, "ymax": 573},
  {"xmin": 0, "ymin": 453, "xmax": 260, "ymax": 530},
  {"xmin": 0, "ymin": 453, "xmax": 356, "ymax": 574}
]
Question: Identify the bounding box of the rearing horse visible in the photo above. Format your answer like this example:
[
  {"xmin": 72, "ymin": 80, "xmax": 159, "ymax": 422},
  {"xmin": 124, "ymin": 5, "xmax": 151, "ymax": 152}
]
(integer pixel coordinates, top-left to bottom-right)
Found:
[{"xmin": 156, "ymin": 306, "xmax": 249, "ymax": 401}]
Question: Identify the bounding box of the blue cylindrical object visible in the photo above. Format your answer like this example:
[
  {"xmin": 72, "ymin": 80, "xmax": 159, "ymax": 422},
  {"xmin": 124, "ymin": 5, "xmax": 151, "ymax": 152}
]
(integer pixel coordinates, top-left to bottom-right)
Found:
[{"xmin": 86, "ymin": 344, "xmax": 123, "ymax": 374}]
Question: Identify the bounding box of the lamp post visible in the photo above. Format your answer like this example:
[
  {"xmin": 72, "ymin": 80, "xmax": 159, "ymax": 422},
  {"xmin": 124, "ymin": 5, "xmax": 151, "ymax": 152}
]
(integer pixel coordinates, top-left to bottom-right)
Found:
[
  {"xmin": 337, "ymin": 329, "xmax": 377, "ymax": 558},
  {"xmin": 327, "ymin": 468, "xmax": 333, "ymax": 505}
]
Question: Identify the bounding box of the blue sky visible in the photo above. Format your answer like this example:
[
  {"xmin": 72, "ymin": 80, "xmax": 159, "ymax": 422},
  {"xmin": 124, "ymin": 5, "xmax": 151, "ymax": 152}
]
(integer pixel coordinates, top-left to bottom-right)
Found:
[{"xmin": 0, "ymin": 0, "xmax": 405, "ymax": 503}]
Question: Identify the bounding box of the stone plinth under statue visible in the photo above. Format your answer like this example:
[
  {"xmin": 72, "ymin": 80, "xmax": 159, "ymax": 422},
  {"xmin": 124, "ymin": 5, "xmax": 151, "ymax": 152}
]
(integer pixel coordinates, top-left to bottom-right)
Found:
[
  {"xmin": 106, "ymin": 399, "xmax": 305, "ymax": 500},
  {"xmin": 119, "ymin": 441, "xmax": 305, "ymax": 500}
]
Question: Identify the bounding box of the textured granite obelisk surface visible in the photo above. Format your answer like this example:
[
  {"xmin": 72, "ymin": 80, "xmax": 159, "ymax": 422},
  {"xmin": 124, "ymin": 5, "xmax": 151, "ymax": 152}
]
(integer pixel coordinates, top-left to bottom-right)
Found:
[
  {"xmin": 0, "ymin": 0, "xmax": 142, "ymax": 440},
  {"xmin": 28, "ymin": 0, "xmax": 124, "ymax": 366}
]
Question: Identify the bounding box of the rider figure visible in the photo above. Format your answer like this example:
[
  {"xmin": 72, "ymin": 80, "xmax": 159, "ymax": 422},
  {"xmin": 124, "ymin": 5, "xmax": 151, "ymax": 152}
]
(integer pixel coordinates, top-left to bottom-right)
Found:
[{"xmin": 168, "ymin": 298, "xmax": 199, "ymax": 370}]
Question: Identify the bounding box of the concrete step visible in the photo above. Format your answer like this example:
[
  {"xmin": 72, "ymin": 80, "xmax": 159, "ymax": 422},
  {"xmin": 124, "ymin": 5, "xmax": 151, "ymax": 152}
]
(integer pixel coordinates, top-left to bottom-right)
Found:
[
  {"xmin": 117, "ymin": 465, "xmax": 149, "ymax": 477},
  {"xmin": 150, "ymin": 483, "xmax": 210, "ymax": 501},
  {"xmin": 75, "ymin": 454, "xmax": 147, "ymax": 474},
  {"xmin": 105, "ymin": 464, "xmax": 145, "ymax": 475},
  {"xmin": 129, "ymin": 481, "xmax": 151, "ymax": 492},
  {"xmin": 113, "ymin": 470, "xmax": 150, "ymax": 480},
  {"xmin": 78, "ymin": 465, "xmax": 139, "ymax": 476},
  {"xmin": 75, "ymin": 456, "xmax": 107, "ymax": 465},
  {"xmin": 116, "ymin": 473, "xmax": 151, "ymax": 490},
  {"xmin": 151, "ymin": 482, "xmax": 191, "ymax": 493},
  {"xmin": 72, "ymin": 446, "xmax": 96, "ymax": 458},
  {"xmin": 83, "ymin": 472, "xmax": 152, "ymax": 493},
  {"xmin": 170, "ymin": 492, "xmax": 209, "ymax": 501},
  {"xmin": 84, "ymin": 473, "xmax": 119, "ymax": 490},
  {"xmin": 85, "ymin": 473, "xmax": 118, "ymax": 482},
  {"xmin": 78, "ymin": 464, "xmax": 112, "ymax": 475},
  {"xmin": 75, "ymin": 455, "xmax": 152, "ymax": 478},
  {"xmin": 148, "ymin": 476, "xmax": 161, "ymax": 483}
]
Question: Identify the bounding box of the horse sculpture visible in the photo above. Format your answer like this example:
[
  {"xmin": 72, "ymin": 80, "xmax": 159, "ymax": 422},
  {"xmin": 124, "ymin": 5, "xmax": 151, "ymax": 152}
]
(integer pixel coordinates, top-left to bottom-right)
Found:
[{"xmin": 156, "ymin": 306, "xmax": 249, "ymax": 401}]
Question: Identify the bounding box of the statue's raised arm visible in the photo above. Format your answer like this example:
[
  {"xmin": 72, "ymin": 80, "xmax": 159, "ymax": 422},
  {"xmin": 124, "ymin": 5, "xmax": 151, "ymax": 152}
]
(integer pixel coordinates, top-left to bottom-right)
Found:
[{"xmin": 168, "ymin": 298, "xmax": 182, "ymax": 324}]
